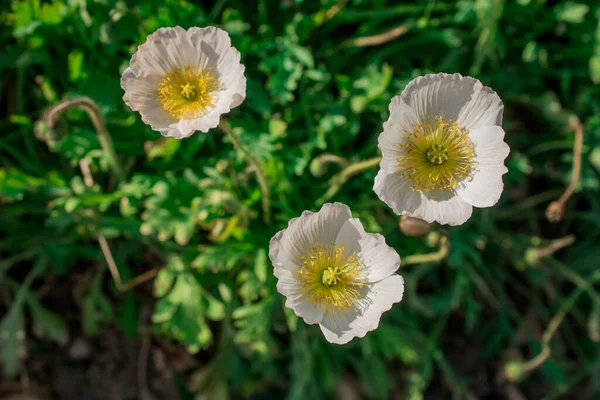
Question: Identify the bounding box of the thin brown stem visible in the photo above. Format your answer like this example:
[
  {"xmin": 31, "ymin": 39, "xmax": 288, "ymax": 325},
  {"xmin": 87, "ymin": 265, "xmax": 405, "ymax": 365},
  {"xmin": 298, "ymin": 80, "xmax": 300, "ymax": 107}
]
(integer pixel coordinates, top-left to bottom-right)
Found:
[
  {"xmin": 79, "ymin": 159, "xmax": 159, "ymax": 292},
  {"xmin": 521, "ymin": 270, "xmax": 600, "ymax": 373},
  {"xmin": 325, "ymin": 0, "xmax": 349, "ymax": 21},
  {"xmin": 346, "ymin": 25, "xmax": 408, "ymax": 47},
  {"xmin": 527, "ymin": 234, "xmax": 576, "ymax": 266},
  {"xmin": 121, "ymin": 268, "xmax": 160, "ymax": 292},
  {"xmin": 546, "ymin": 116, "xmax": 584, "ymax": 223},
  {"xmin": 45, "ymin": 97, "xmax": 125, "ymax": 182}
]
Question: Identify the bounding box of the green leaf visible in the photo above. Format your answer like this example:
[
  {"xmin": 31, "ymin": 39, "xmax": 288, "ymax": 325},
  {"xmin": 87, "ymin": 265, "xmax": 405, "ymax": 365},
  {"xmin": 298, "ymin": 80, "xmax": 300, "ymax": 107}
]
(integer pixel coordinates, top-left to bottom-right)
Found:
[
  {"xmin": 555, "ymin": 2, "xmax": 589, "ymax": 23},
  {"xmin": 154, "ymin": 267, "xmax": 177, "ymax": 298},
  {"xmin": 81, "ymin": 270, "xmax": 114, "ymax": 336},
  {"xmin": 0, "ymin": 305, "xmax": 25, "ymax": 377},
  {"xmin": 153, "ymin": 271, "xmax": 214, "ymax": 352},
  {"xmin": 0, "ymin": 260, "xmax": 45, "ymax": 377},
  {"xmin": 192, "ymin": 243, "xmax": 253, "ymax": 272},
  {"xmin": 0, "ymin": 168, "xmax": 44, "ymax": 203},
  {"xmin": 27, "ymin": 296, "xmax": 69, "ymax": 346},
  {"xmin": 254, "ymin": 248, "xmax": 268, "ymax": 284},
  {"xmin": 68, "ymin": 50, "xmax": 84, "ymax": 82}
]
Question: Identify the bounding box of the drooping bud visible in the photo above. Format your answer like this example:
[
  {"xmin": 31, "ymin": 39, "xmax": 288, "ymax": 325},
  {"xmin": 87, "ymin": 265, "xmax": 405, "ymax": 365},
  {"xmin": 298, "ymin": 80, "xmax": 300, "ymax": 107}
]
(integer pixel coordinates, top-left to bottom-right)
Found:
[
  {"xmin": 399, "ymin": 215, "xmax": 430, "ymax": 237},
  {"xmin": 504, "ymin": 360, "xmax": 526, "ymax": 382}
]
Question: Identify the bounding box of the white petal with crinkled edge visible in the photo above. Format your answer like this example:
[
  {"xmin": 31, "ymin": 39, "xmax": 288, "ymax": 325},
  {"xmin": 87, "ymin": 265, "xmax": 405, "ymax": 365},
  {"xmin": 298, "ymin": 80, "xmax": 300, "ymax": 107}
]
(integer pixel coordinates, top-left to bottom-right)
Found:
[
  {"xmin": 378, "ymin": 96, "xmax": 420, "ymax": 174},
  {"xmin": 273, "ymin": 266, "xmax": 325, "ymax": 324},
  {"xmin": 127, "ymin": 27, "xmax": 194, "ymax": 78},
  {"xmin": 269, "ymin": 203, "xmax": 405, "ymax": 341},
  {"xmin": 456, "ymin": 125, "xmax": 510, "ymax": 207},
  {"xmin": 334, "ymin": 218, "xmax": 400, "ymax": 283},
  {"xmin": 269, "ymin": 203, "xmax": 352, "ymax": 269},
  {"xmin": 400, "ymin": 73, "xmax": 503, "ymax": 131},
  {"xmin": 187, "ymin": 27, "xmax": 246, "ymax": 106},
  {"xmin": 319, "ymin": 275, "xmax": 404, "ymax": 345},
  {"xmin": 269, "ymin": 203, "xmax": 353, "ymax": 324},
  {"xmin": 373, "ymin": 170, "xmax": 473, "ymax": 226},
  {"xmin": 120, "ymin": 68, "xmax": 172, "ymax": 130},
  {"xmin": 121, "ymin": 26, "xmax": 246, "ymax": 138}
]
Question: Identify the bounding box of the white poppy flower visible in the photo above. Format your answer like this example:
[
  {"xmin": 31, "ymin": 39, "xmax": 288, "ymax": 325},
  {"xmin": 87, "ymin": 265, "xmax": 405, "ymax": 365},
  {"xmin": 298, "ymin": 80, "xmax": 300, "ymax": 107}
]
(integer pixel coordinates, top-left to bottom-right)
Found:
[
  {"xmin": 269, "ymin": 203, "xmax": 404, "ymax": 345},
  {"xmin": 121, "ymin": 26, "xmax": 246, "ymax": 139},
  {"xmin": 373, "ymin": 73, "xmax": 510, "ymax": 225}
]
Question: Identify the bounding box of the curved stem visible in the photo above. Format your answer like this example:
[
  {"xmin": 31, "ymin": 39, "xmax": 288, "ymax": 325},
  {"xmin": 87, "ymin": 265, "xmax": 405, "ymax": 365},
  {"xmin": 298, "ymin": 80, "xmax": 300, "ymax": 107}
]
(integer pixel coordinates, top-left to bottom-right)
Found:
[
  {"xmin": 310, "ymin": 153, "xmax": 349, "ymax": 177},
  {"xmin": 220, "ymin": 120, "xmax": 271, "ymax": 225},
  {"xmin": 522, "ymin": 269, "xmax": 600, "ymax": 373},
  {"xmin": 315, "ymin": 156, "xmax": 381, "ymax": 205},
  {"xmin": 528, "ymin": 235, "xmax": 575, "ymax": 266},
  {"xmin": 402, "ymin": 235, "xmax": 450, "ymax": 266},
  {"xmin": 44, "ymin": 97, "xmax": 125, "ymax": 182},
  {"xmin": 546, "ymin": 116, "xmax": 584, "ymax": 223},
  {"xmin": 78, "ymin": 159, "xmax": 158, "ymax": 292}
]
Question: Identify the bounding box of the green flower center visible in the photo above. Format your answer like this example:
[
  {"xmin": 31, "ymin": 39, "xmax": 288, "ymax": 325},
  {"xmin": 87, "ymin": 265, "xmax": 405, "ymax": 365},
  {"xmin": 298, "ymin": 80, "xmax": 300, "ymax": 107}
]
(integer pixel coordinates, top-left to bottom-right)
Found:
[
  {"xmin": 322, "ymin": 266, "xmax": 342, "ymax": 287},
  {"xmin": 297, "ymin": 243, "xmax": 365, "ymax": 310},
  {"xmin": 426, "ymin": 144, "xmax": 449, "ymax": 165},
  {"xmin": 397, "ymin": 116, "xmax": 475, "ymax": 192},
  {"xmin": 180, "ymin": 83, "xmax": 196, "ymax": 100}
]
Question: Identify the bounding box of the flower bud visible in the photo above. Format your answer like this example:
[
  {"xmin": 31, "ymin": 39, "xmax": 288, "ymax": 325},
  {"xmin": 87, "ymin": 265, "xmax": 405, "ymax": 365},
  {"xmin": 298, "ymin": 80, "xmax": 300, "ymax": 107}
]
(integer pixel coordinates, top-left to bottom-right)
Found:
[
  {"xmin": 504, "ymin": 360, "xmax": 526, "ymax": 382},
  {"xmin": 399, "ymin": 216, "xmax": 430, "ymax": 237}
]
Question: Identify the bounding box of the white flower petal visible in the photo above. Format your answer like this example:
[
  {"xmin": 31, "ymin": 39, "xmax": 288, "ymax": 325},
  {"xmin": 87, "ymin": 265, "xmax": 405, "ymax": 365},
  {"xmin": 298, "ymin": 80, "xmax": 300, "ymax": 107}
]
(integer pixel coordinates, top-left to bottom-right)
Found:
[
  {"xmin": 270, "ymin": 204, "xmax": 406, "ymax": 341},
  {"xmin": 187, "ymin": 26, "xmax": 247, "ymax": 107},
  {"xmin": 319, "ymin": 275, "xmax": 404, "ymax": 344},
  {"xmin": 269, "ymin": 203, "xmax": 352, "ymax": 269},
  {"xmin": 171, "ymin": 89, "xmax": 236, "ymax": 138},
  {"xmin": 374, "ymin": 170, "xmax": 473, "ymax": 225},
  {"xmin": 129, "ymin": 26, "xmax": 194, "ymax": 78},
  {"xmin": 400, "ymin": 73, "xmax": 503, "ymax": 131},
  {"xmin": 269, "ymin": 203, "xmax": 353, "ymax": 325},
  {"xmin": 120, "ymin": 68, "xmax": 173, "ymax": 131},
  {"xmin": 378, "ymin": 96, "xmax": 420, "ymax": 174},
  {"xmin": 273, "ymin": 266, "xmax": 324, "ymax": 325},
  {"xmin": 457, "ymin": 126, "xmax": 510, "ymax": 207},
  {"xmin": 121, "ymin": 26, "xmax": 246, "ymax": 138},
  {"xmin": 284, "ymin": 292, "xmax": 325, "ymax": 325},
  {"xmin": 335, "ymin": 219, "xmax": 400, "ymax": 283}
]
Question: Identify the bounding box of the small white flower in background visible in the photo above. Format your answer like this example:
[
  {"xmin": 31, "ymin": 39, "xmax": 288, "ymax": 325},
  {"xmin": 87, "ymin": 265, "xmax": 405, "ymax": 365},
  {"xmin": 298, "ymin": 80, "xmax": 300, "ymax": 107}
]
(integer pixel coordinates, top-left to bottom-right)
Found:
[
  {"xmin": 374, "ymin": 73, "xmax": 510, "ymax": 226},
  {"xmin": 121, "ymin": 26, "xmax": 246, "ymax": 139},
  {"xmin": 269, "ymin": 203, "xmax": 404, "ymax": 345}
]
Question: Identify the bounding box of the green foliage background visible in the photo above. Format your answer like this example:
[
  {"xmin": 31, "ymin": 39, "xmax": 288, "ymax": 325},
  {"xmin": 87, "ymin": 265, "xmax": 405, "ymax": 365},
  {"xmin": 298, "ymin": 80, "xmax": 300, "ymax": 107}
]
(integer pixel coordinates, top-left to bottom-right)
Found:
[{"xmin": 1, "ymin": 0, "xmax": 600, "ymax": 398}]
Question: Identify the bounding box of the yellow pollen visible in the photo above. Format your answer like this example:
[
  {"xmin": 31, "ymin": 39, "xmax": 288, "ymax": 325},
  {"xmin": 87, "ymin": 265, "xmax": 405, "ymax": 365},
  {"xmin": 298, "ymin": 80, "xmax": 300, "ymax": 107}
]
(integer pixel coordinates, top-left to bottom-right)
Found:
[
  {"xmin": 158, "ymin": 66, "xmax": 219, "ymax": 119},
  {"xmin": 398, "ymin": 116, "xmax": 475, "ymax": 192},
  {"xmin": 298, "ymin": 243, "xmax": 364, "ymax": 310}
]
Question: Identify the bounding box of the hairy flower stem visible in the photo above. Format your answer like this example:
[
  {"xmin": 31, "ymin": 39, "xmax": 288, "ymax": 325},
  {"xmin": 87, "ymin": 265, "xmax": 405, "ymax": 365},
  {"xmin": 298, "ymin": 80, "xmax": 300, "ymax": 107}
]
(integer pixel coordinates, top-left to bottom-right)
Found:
[
  {"xmin": 44, "ymin": 97, "xmax": 125, "ymax": 182},
  {"xmin": 546, "ymin": 116, "xmax": 584, "ymax": 223},
  {"xmin": 521, "ymin": 269, "xmax": 600, "ymax": 374},
  {"xmin": 310, "ymin": 153, "xmax": 349, "ymax": 177},
  {"xmin": 316, "ymin": 157, "xmax": 381, "ymax": 205},
  {"xmin": 402, "ymin": 234, "xmax": 450, "ymax": 266},
  {"xmin": 220, "ymin": 120, "xmax": 271, "ymax": 225}
]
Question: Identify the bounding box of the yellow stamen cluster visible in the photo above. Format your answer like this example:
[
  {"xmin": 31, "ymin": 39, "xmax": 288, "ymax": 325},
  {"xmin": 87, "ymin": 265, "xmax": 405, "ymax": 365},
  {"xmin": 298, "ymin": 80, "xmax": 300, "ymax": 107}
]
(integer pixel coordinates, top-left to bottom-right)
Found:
[
  {"xmin": 158, "ymin": 66, "xmax": 219, "ymax": 119},
  {"xmin": 398, "ymin": 116, "xmax": 475, "ymax": 192},
  {"xmin": 298, "ymin": 243, "xmax": 364, "ymax": 310}
]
